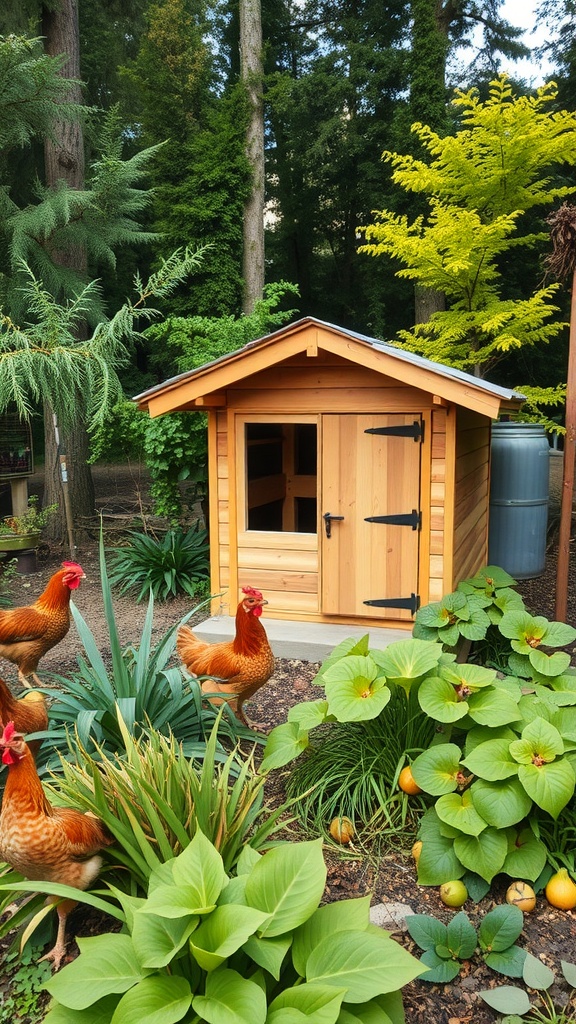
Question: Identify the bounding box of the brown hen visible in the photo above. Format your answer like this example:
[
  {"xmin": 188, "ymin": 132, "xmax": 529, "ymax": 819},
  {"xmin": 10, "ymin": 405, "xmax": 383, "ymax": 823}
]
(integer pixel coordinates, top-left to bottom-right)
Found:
[
  {"xmin": 0, "ymin": 678, "xmax": 48, "ymax": 754},
  {"xmin": 177, "ymin": 586, "xmax": 275, "ymax": 726},
  {"xmin": 0, "ymin": 561, "xmax": 85, "ymax": 687},
  {"xmin": 0, "ymin": 721, "xmax": 113, "ymax": 969}
]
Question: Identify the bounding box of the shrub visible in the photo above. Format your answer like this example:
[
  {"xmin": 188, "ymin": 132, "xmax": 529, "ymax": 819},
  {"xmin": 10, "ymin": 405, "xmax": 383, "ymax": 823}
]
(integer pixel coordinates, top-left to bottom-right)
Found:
[{"xmin": 108, "ymin": 524, "xmax": 209, "ymax": 601}]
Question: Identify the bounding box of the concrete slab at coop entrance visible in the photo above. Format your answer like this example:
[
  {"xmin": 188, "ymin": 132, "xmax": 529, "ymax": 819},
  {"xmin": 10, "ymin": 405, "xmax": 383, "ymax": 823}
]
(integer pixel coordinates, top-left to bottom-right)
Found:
[{"xmin": 192, "ymin": 615, "xmax": 409, "ymax": 662}]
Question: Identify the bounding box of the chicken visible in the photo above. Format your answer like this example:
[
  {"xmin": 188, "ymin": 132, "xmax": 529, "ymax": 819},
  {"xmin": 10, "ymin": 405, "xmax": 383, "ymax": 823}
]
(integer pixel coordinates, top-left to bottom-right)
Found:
[
  {"xmin": 177, "ymin": 586, "xmax": 275, "ymax": 726},
  {"xmin": 0, "ymin": 720, "xmax": 113, "ymax": 969},
  {"xmin": 0, "ymin": 561, "xmax": 85, "ymax": 687},
  {"xmin": 0, "ymin": 678, "xmax": 47, "ymax": 755}
]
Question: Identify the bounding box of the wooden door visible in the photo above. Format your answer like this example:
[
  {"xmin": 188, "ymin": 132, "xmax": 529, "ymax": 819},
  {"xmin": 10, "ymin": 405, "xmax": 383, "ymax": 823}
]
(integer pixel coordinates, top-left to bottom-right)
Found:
[{"xmin": 321, "ymin": 414, "xmax": 422, "ymax": 621}]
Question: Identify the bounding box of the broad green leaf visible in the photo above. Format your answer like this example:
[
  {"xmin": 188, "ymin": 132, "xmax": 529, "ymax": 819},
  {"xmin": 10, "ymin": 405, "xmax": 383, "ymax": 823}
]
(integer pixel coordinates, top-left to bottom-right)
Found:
[
  {"xmin": 268, "ymin": 983, "xmax": 347, "ymax": 1024},
  {"xmin": 542, "ymin": 621, "xmax": 576, "ymax": 647},
  {"xmin": 478, "ymin": 986, "xmax": 531, "ymax": 1015},
  {"xmin": 131, "ymin": 908, "xmax": 199, "ymax": 969},
  {"xmin": 190, "ymin": 904, "xmax": 269, "ymax": 971},
  {"xmin": 470, "ymin": 777, "xmax": 532, "ymax": 827},
  {"xmin": 324, "ymin": 657, "xmax": 391, "ymax": 722},
  {"xmin": 288, "ymin": 700, "xmax": 330, "ymax": 731},
  {"xmin": 522, "ymin": 952, "xmax": 555, "ymax": 990},
  {"xmin": 446, "ymin": 912, "xmax": 477, "ymax": 960},
  {"xmin": 440, "ymin": 663, "xmax": 498, "ymax": 689},
  {"xmin": 371, "ymin": 639, "xmax": 443, "ymax": 684},
  {"xmin": 417, "ymin": 949, "xmax": 460, "ymax": 984},
  {"xmin": 43, "ymin": 996, "xmax": 122, "ymax": 1024},
  {"xmin": 405, "ymin": 914, "xmax": 447, "ymax": 953},
  {"xmin": 454, "ymin": 828, "xmax": 508, "ymax": 882},
  {"xmin": 517, "ymin": 759, "xmax": 575, "ymax": 817},
  {"xmin": 499, "ymin": 611, "xmax": 548, "ymax": 649},
  {"xmin": 457, "ymin": 605, "xmax": 491, "ymax": 641},
  {"xmin": 307, "ymin": 929, "xmax": 425, "ymax": 1000},
  {"xmin": 111, "ymin": 975, "xmax": 192, "ymax": 1024},
  {"xmin": 484, "ymin": 946, "xmax": 527, "ymax": 978},
  {"xmin": 466, "ymin": 687, "xmax": 522, "ymax": 728},
  {"xmin": 260, "ymin": 722, "xmax": 310, "ymax": 772},
  {"xmin": 45, "ymin": 934, "xmax": 150, "ymax": 1010},
  {"xmin": 418, "ymin": 676, "xmax": 469, "ymax": 723},
  {"xmin": 478, "ymin": 905, "xmax": 523, "ymax": 952},
  {"xmin": 410, "ymin": 744, "xmax": 463, "ymax": 795},
  {"xmin": 561, "ymin": 961, "xmax": 576, "ymax": 988},
  {"xmin": 417, "ymin": 832, "xmax": 465, "ymax": 886},
  {"xmin": 242, "ymin": 933, "xmax": 291, "ymax": 980},
  {"xmin": 245, "ymin": 840, "xmax": 326, "ymax": 938},
  {"xmin": 235, "ymin": 847, "xmax": 261, "ymax": 876},
  {"xmin": 462, "ymin": 738, "xmax": 520, "ymax": 781},
  {"xmin": 314, "ymin": 636, "xmax": 371, "ymax": 683},
  {"xmin": 461, "ymin": 566, "xmax": 517, "ymax": 591},
  {"xmin": 502, "ymin": 829, "xmax": 547, "ymax": 882},
  {"xmin": 192, "ymin": 968, "xmax": 267, "ymax": 1024},
  {"xmin": 169, "ymin": 827, "xmax": 226, "ymax": 910},
  {"xmin": 292, "ymin": 897, "xmax": 371, "ymax": 976},
  {"xmin": 464, "ymin": 725, "xmax": 518, "ymax": 755},
  {"xmin": 529, "ymin": 649, "xmax": 571, "ymax": 677},
  {"xmin": 435, "ymin": 790, "xmax": 487, "ymax": 836}
]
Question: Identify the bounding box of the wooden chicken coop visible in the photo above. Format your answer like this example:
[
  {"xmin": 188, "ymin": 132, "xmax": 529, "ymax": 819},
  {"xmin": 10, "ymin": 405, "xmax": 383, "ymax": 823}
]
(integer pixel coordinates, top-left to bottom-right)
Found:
[{"xmin": 135, "ymin": 317, "xmax": 525, "ymax": 631}]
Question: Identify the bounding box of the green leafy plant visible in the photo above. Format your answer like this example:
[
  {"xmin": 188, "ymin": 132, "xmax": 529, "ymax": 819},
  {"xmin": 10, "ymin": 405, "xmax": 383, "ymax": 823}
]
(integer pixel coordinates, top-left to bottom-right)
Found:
[
  {"xmin": 39, "ymin": 830, "xmax": 425, "ymax": 1024},
  {"xmin": 479, "ymin": 954, "xmax": 576, "ymax": 1023},
  {"xmin": 0, "ymin": 495, "xmax": 58, "ymax": 536},
  {"xmin": 108, "ymin": 524, "xmax": 209, "ymax": 601},
  {"xmin": 0, "ymin": 944, "xmax": 52, "ymax": 1023},
  {"xmin": 406, "ymin": 904, "xmax": 527, "ymax": 983}
]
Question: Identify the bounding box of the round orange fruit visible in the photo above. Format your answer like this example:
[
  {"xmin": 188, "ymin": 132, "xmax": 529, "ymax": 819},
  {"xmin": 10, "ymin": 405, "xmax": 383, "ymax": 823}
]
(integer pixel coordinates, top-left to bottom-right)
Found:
[
  {"xmin": 398, "ymin": 765, "xmax": 422, "ymax": 795},
  {"xmin": 329, "ymin": 816, "xmax": 355, "ymax": 844},
  {"xmin": 506, "ymin": 881, "xmax": 536, "ymax": 913},
  {"xmin": 440, "ymin": 880, "xmax": 468, "ymax": 908},
  {"xmin": 545, "ymin": 868, "xmax": 576, "ymax": 910}
]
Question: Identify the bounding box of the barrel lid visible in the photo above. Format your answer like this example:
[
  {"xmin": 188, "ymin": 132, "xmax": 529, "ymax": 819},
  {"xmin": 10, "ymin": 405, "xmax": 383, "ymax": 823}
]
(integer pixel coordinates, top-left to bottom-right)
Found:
[{"xmin": 492, "ymin": 422, "xmax": 546, "ymax": 437}]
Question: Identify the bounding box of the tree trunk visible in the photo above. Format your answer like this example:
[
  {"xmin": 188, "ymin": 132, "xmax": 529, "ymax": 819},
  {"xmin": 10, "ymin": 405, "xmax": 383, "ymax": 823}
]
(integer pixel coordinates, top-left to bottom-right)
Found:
[
  {"xmin": 42, "ymin": 0, "xmax": 95, "ymax": 544},
  {"xmin": 414, "ymin": 284, "xmax": 445, "ymax": 324},
  {"xmin": 240, "ymin": 0, "xmax": 265, "ymax": 314}
]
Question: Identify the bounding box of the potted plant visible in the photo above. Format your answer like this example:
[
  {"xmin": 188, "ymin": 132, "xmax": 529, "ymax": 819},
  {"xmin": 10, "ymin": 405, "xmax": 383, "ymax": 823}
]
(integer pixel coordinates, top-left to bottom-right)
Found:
[{"xmin": 0, "ymin": 495, "xmax": 57, "ymax": 552}]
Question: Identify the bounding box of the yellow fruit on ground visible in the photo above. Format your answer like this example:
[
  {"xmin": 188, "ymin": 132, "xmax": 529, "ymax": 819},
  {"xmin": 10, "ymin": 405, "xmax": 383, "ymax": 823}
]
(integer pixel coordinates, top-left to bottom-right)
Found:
[
  {"xmin": 398, "ymin": 765, "xmax": 422, "ymax": 795},
  {"xmin": 545, "ymin": 868, "xmax": 576, "ymax": 910},
  {"xmin": 412, "ymin": 840, "xmax": 423, "ymax": 865},
  {"xmin": 329, "ymin": 816, "xmax": 355, "ymax": 844},
  {"xmin": 506, "ymin": 881, "xmax": 536, "ymax": 913},
  {"xmin": 439, "ymin": 880, "xmax": 468, "ymax": 908}
]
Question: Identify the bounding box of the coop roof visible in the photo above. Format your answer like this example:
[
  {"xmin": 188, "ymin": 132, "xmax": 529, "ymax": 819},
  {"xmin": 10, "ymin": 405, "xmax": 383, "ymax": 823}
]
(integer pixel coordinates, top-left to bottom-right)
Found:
[{"xmin": 134, "ymin": 316, "xmax": 526, "ymax": 420}]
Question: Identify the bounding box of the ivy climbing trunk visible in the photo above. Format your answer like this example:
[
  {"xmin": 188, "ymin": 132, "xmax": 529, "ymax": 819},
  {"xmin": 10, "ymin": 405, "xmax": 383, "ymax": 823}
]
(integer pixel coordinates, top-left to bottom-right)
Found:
[
  {"xmin": 240, "ymin": 0, "xmax": 265, "ymax": 314},
  {"xmin": 42, "ymin": 0, "xmax": 95, "ymax": 547}
]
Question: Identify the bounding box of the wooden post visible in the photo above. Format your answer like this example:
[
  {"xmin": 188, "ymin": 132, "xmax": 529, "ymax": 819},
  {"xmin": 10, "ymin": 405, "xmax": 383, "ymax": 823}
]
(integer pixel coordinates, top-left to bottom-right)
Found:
[{"xmin": 555, "ymin": 266, "xmax": 576, "ymax": 622}]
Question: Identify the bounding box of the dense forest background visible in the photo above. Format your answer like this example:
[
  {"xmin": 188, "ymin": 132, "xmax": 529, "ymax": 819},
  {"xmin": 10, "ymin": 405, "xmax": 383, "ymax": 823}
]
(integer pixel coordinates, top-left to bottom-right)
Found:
[{"xmin": 1, "ymin": 0, "xmax": 575, "ymax": 537}]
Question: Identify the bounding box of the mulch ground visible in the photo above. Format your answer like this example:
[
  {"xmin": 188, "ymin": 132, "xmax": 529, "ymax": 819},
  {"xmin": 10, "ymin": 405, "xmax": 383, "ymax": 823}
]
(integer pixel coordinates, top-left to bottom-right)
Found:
[{"xmin": 1, "ymin": 462, "xmax": 576, "ymax": 1023}]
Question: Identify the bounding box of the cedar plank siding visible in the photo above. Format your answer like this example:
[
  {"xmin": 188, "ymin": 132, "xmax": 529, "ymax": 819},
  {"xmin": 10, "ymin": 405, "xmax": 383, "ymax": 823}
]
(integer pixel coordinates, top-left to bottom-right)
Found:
[{"xmin": 452, "ymin": 408, "xmax": 491, "ymax": 584}]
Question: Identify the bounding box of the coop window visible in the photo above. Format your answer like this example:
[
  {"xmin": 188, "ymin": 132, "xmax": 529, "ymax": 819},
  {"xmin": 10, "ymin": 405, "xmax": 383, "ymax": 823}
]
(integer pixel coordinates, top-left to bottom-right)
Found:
[
  {"xmin": 0, "ymin": 411, "xmax": 33, "ymax": 478},
  {"xmin": 245, "ymin": 422, "xmax": 317, "ymax": 533}
]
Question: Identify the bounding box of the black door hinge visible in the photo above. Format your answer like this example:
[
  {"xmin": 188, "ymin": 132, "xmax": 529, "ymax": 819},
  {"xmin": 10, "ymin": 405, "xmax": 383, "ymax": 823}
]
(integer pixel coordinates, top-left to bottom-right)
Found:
[
  {"xmin": 363, "ymin": 593, "xmax": 420, "ymax": 615},
  {"xmin": 365, "ymin": 510, "xmax": 421, "ymax": 530},
  {"xmin": 365, "ymin": 420, "xmax": 423, "ymax": 442}
]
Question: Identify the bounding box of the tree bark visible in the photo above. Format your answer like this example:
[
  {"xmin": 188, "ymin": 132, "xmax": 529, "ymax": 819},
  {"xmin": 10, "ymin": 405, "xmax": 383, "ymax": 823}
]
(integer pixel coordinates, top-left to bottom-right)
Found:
[
  {"xmin": 240, "ymin": 0, "xmax": 265, "ymax": 314},
  {"xmin": 42, "ymin": 0, "xmax": 95, "ymax": 544}
]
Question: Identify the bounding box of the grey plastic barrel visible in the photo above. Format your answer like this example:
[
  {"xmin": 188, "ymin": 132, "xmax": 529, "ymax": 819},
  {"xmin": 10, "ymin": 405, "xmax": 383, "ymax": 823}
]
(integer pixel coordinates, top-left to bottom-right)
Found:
[{"xmin": 488, "ymin": 422, "xmax": 549, "ymax": 579}]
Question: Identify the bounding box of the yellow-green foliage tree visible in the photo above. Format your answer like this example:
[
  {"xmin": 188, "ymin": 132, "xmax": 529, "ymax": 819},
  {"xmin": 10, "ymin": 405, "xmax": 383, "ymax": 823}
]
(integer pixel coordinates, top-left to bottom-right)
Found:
[{"xmin": 359, "ymin": 77, "xmax": 576, "ymax": 420}]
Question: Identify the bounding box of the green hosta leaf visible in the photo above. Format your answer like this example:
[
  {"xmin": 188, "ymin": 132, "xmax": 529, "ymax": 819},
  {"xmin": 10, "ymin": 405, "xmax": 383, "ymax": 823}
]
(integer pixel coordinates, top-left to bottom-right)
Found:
[
  {"xmin": 484, "ymin": 945, "xmax": 527, "ymax": 978},
  {"xmin": 517, "ymin": 693, "xmax": 554, "ymax": 724},
  {"xmin": 242, "ymin": 934, "xmax": 291, "ymax": 980},
  {"xmin": 44, "ymin": 934, "xmax": 150, "ymax": 1010},
  {"xmin": 446, "ymin": 912, "xmax": 477, "ymax": 959},
  {"xmin": 541, "ymin": 621, "xmax": 576, "ymax": 647},
  {"xmin": 538, "ymin": 681, "xmax": 576, "ymax": 708},
  {"xmin": 43, "ymin": 996, "xmax": 121, "ymax": 1023},
  {"xmin": 288, "ymin": 700, "xmax": 330, "ymax": 731},
  {"xmin": 478, "ymin": 905, "xmax": 523, "ymax": 952},
  {"xmin": 418, "ymin": 949, "xmax": 460, "ymax": 984},
  {"xmin": 552, "ymin": 705, "xmax": 576, "ymax": 740},
  {"xmin": 313, "ymin": 636, "xmax": 370, "ymax": 684},
  {"xmin": 561, "ymin": 961, "xmax": 576, "ymax": 988},
  {"xmin": 462, "ymin": 738, "xmax": 519, "ymax": 781},
  {"xmin": 523, "ymin": 952, "xmax": 555, "ymax": 990},
  {"xmin": 292, "ymin": 896, "xmax": 372, "ymax": 977},
  {"xmin": 236, "ymin": 847, "xmax": 261, "ymax": 876},
  {"xmin": 260, "ymin": 722, "xmax": 310, "ymax": 772},
  {"xmin": 479, "ymin": 986, "xmax": 531, "ymax": 1015},
  {"xmin": 499, "ymin": 611, "xmax": 548, "ymax": 650},
  {"xmin": 470, "ymin": 777, "xmax": 532, "ymax": 828},
  {"xmin": 466, "ymin": 687, "xmax": 522, "ymax": 728},
  {"xmin": 192, "ymin": 968, "xmax": 267, "ymax": 1024},
  {"xmin": 435, "ymin": 790, "xmax": 488, "ymax": 836},
  {"xmin": 461, "ymin": 566, "xmax": 517, "ymax": 592},
  {"xmin": 509, "ymin": 718, "xmax": 564, "ymax": 764},
  {"xmin": 507, "ymin": 652, "xmax": 533, "ymax": 678},
  {"xmin": 441, "ymin": 662, "xmax": 498, "ymax": 690},
  {"xmin": 454, "ymin": 828, "xmax": 508, "ymax": 882},
  {"xmin": 268, "ymin": 983, "xmax": 346, "ymax": 1024},
  {"xmin": 323, "ymin": 657, "xmax": 390, "ymax": 722},
  {"xmin": 502, "ymin": 828, "xmax": 547, "ymax": 882},
  {"xmin": 190, "ymin": 904, "xmax": 270, "ymax": 971},
  {"xmin": 306, "ymin": 929, "xmax": 425, "ymax": 1000},
  {"xmin": 464, "ymin": 725, "xmax": 519, "ymax": 755},
  {"xmin": 372, "ymin": 639, "xmax": 443, "ymax": 685},
  {"xmin": 415, "ymin": 591, "xmax": 468, "ymax": 628},
  {"xmin": 462, "ymin": 873, "xmax": 491, "ymax": 903},
  {"xmin": 131, "ymin": 909, "xmax": 199, "ymax": 969},
  {"xmin": 418, "ymin": 676, "xmax": 469, "ymax": 723},
  {"xmin": 110, "ymin": 975, "xmax": 192, "ymax": 1024},
  {"xmin": 411, "ymin": 744, "xmax": 463, "ymax": 795},
  {"xmin": 405, "ymin": 915, "xmax": 447, "ymax": 953},
  {"xmin": 413, "ymin": 620, "xmax": 460, "ymax": 646},
  {"xmin": 245, "ymin": 839, "xmax": 326, "ymax": 938},
  {"xmin": 529, "ymin": 649, "xmax": 572, "ymax": 677},
  {"xmin": 517, "ymin": 759, "xmax": 575, "ymax": 817},
  {"xmin": 172, "ymin": 827, "xmax": 226, "ymax": 904},
  {"xmin": 458, "ymin": 605, "xmax": 491, "ymax": 641},
  {"xmin": 417, "ymin": 831, "xmax": 465, "ymax": 886}
]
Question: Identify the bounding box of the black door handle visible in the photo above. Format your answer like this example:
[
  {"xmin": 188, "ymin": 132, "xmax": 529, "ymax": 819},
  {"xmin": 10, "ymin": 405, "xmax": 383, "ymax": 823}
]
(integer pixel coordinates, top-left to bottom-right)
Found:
[{"xmin": 323, "ymin": 512, "xmax": 344, "ymax": 538}]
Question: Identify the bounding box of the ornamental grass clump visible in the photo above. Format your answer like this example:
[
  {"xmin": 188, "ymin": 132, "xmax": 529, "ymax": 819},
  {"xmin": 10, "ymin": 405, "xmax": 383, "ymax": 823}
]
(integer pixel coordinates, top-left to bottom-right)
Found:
[{"xmin": 108, "ymin": 523, "xmax": 209, "ymax": 601}]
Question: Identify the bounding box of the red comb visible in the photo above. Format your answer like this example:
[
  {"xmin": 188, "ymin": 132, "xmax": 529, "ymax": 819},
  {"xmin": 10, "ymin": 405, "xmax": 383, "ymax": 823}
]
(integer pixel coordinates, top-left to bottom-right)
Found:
[
  {"xmin": 62, "ymin": 561, "xmax": 83, "ymax": 572},
  {"xmin": 242, "ymin": 586, "xmax": 263, "ymax": 600},
  {"xmin": 2, "ymin": 721, "xmax": 16, "ymax": 743}
]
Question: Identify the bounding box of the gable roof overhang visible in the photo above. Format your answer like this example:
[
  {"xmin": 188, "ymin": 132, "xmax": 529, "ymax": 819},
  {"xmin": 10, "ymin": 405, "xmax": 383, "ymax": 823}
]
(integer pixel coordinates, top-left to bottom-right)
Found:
[{"xmin": 134, "ymin": 317, "xmax": 525, "ymax": 420}]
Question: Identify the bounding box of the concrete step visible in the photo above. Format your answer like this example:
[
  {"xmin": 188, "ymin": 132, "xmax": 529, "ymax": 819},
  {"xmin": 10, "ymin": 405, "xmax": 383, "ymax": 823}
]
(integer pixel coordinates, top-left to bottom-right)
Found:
[{"xmin": 192, "ymin": 615, "xmax": 411, "ymax": 662}]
